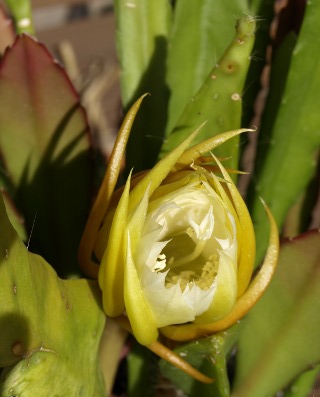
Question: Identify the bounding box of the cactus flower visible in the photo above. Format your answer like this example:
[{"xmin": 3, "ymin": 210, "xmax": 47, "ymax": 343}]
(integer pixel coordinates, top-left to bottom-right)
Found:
[{"xmin": 79, "ymin": 95, "xmax": 279, "ymax": 350}]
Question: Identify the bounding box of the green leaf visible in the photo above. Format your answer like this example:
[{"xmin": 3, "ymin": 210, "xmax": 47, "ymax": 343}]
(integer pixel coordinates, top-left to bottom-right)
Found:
[
  {"xmin": 0, "ymin": 194, "xmax": 106, "ymax": 395},
  {"xmin": 247, "ymin": 0, "xmax": 320, "ymax": 264},
  {"xmin": 114, "ymin": 0, "xmax": 172, "ymax": 172},
  {"xmin": 253, "ymin": 32, "xmax": 297, "ymax": 157},
  {"xmin": 166, "ymin": 0, "xmax": 249, "ymax": 136},
  {"xmin": 3, "ymin": 0, "xmax": 34, "ymax": 34},
  {"xmin": 0, "ymin": 35, "xmax": 93, "ymax": 276},
  {"xmin": 233, "ymin": 231, "xmax": 320, "ymax": 397},
  {"xmin": 160, "ymin": 17, "xmax": 255, "ymax": 173},
  {"xmin": 160, "ymin": 327, "xmax": 238, "ymax": 397}
]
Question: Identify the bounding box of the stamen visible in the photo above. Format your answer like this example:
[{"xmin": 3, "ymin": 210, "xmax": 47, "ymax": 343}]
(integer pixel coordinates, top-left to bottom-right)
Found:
[
  {"xmin": 152, "ymin": 254, "xmax": 167, "ymax": 272},
  {"xmin": 196, "ymin": 259, "xmax": 218, "ymax": 290},
  {"xmin": 166, "ymin": 271, "xmax": 197, "ymax": 291}
]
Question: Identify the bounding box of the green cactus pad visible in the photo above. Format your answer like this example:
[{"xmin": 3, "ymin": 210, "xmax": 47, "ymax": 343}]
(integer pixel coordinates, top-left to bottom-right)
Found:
[
  {"xmin": 0, "ymin": 194, "xmax": 106, "ymax": 395},
  {"xmin": 160, "ymin": 17, "xmax": 256, "ymax": 173},
  {"xmin": 234, "ymin": 231, "xmax": 320, "ymax": 397}
]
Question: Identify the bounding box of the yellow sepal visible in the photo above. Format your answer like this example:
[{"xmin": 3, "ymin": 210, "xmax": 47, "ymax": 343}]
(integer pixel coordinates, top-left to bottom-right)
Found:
[
  {"xmin": 78, "ymin": 94, "xmax": 148, "ymax": 277},
  {"xmin": 128, "ymin": 122, "xmax": 206, "ymax": 213},
  {"xmin": 116, "ymin": 316, "xmax": 214, "ymax": 384},
  {"xmin": 127, "ymin": 186, "xmax": 150, "ymax": 254},
  {"xmin": 174, "ymin": 128, "xmax": 254, "ymax": 172},
  {"xmin": 99, "ymin": 172, "xmax": 132, "ymax": 317},
  {"xmin": 212, "ymin": 155, "xmax": 256, "ymax": 297},
  {"xmin": 124, "ymin": 234, "xmax": 159, "ymax": 345}
]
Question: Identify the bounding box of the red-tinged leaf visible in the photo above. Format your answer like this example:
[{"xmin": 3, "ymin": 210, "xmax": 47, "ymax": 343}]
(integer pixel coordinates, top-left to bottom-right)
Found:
[
  {"xmin": 233, "ymin": 230, "xmax": 320, "ymax": 397},
  {"xmin": 0, "ymin": 5, "xmax": 15, "ymax": 55},
  {"xmin": 0, "ymin": 35, "xmax": 93, "ymax": 276}
]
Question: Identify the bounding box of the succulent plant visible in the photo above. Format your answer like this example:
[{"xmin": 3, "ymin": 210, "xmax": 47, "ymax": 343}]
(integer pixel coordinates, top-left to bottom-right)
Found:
[{"xmin": 0, "ymin": 0, "xmax": 319, "ymax": 396}]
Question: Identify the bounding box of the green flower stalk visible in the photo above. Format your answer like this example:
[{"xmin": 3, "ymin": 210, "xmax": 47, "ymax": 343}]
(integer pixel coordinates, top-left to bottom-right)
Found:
[{"xmin": 78, "ymin": 95, "xmax": 279, "ymax": 379}]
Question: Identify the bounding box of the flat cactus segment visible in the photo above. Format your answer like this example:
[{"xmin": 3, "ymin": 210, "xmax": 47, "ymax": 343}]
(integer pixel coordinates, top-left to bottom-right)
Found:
[
  {"xmin": 233, "ymin": 230, "xmax": 320, "ymax": 397},
  {"xmin": 114, "ymin": 0, "xmax": 171, "ymax": 108},
  {"xmin": 160, "ymin": 17, "xmax": 256, "ymax": 173},
  {"xmin": 247, "ymin": 0, "xmax": 320, "ymax": 264},
  {"xmin": 241, "ymin": 0, "xmax": 275, "ymax": 127},
  {"xmin": 0, "ymin": 194, "xmax": 106, "ymax": 394},
  {"xmin": 0, "ymin": 350, "xmax": 105, "ymax": 396},
  {"xmin": 0, "ymin": 34, "xmax": 93, "ymax": 276},
  {"xmin": 114, "ymin": 0, "xmax": 172, "ymax": 172},
  {"xmin": 165, "ymin": 0, "xmax": 249, "ymax": 136}
]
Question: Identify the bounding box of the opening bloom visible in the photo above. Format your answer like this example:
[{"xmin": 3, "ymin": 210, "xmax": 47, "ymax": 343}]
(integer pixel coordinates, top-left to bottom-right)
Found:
[
  {"xmin": 79, "ymin": 95, "xmax": 279, "ymax": 351},
  {"xmin": 135, "ymin": 172, "xmax": 239, "ymax": 329}
]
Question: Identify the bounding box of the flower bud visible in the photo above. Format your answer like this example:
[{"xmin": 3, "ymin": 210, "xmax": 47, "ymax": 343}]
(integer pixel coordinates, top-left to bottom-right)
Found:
[{"xmin": 79, "ymin": 96, "xmax": 279, "ymax": 347}]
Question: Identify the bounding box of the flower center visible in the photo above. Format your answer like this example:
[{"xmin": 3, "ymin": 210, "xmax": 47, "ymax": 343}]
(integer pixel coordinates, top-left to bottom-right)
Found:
[
  {"xmin": 142, "ymin": 180, "xmax": 232, "ymax": 291},
  {"xmin": 166, "ymin": 258, "xmax": 219, "ymax": 291},
  {"xmin": 156, "ymin": 226, "xmax": 219, "ymax": 291}
]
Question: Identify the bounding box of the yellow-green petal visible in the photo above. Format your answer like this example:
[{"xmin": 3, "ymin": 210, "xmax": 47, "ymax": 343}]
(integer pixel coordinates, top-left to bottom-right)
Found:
[
  {"xmin": 212, "ymin": 155, "xmax": 256, "ymax": 296},
  {"xmin": 127, "ymin": 186, "xmax": 150, "ymax": 256},
  {"xmin": 149, "ymin": 172, "xmax": 193, "ymax": 203},
  {"xmin": 99, "ymin": 172, "xmax": 132, "ymax": 317},
  {"xmin": 124, "ymin": 234, "xmax": 159, "ymax": 345},
  {"xmin": 78, "ymin": 94, "xmax": 147, "ymax": 277},
  {"xmin": 194, "ymin": 251, "xmax": 237, "ymax": 324}
]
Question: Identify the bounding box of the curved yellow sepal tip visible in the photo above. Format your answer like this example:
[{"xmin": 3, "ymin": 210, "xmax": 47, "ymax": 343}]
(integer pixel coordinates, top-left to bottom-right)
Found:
[
  {"xmin": 99, "ymin": 171, "xmax": 132, "ymax": 317},
  {"xmin": 124, "ymin": 234, "xmax": 159, "ymax": 345},
  {"xmin": 174, "ymin": 128, "xmax": 255, "ymax": 172},
  {"xmin": 78, "ymin": 94, "xmax": 148, "ymax": 278},
  {"xmin": 160, "ymin": 200, "xmax": 279, "ymax": 342},
  {"xmin": 211, "ymin": 154, "xmax": 256, "ymax": 297},
  {"xmin": 128, "ymin": 121, "xmax": 206, "ymax": 213},
  {"xmin": 116, "ymin": 316, "xmax": 213, "ymax": 384}
]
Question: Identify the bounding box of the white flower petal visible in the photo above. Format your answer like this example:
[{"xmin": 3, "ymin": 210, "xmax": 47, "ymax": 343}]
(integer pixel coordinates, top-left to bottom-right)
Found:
[
  {"xmin": 141, "ymin": 268, "xmax": 195, "ymax": 327},
  {"xmin": 189, "ymin": 205, "xmax": 214, "ymax": 240},
  {"xmin": 146, "ymin": 240, "xmax": 171, "ymax": 271},
  {"xmin": 141, "ymin": 265, "xmax": 217, "ymax": 327},
  {"xmin": 182, "ymin": 282, "xmax": 216, "ymax": 316},
  {"xmin": 194, "ymin": 250, "xmax": 237, "ymax": 323},
  {"xmin": 215, "ymin": 237, "xmax": 231, "ymax": 250}
]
